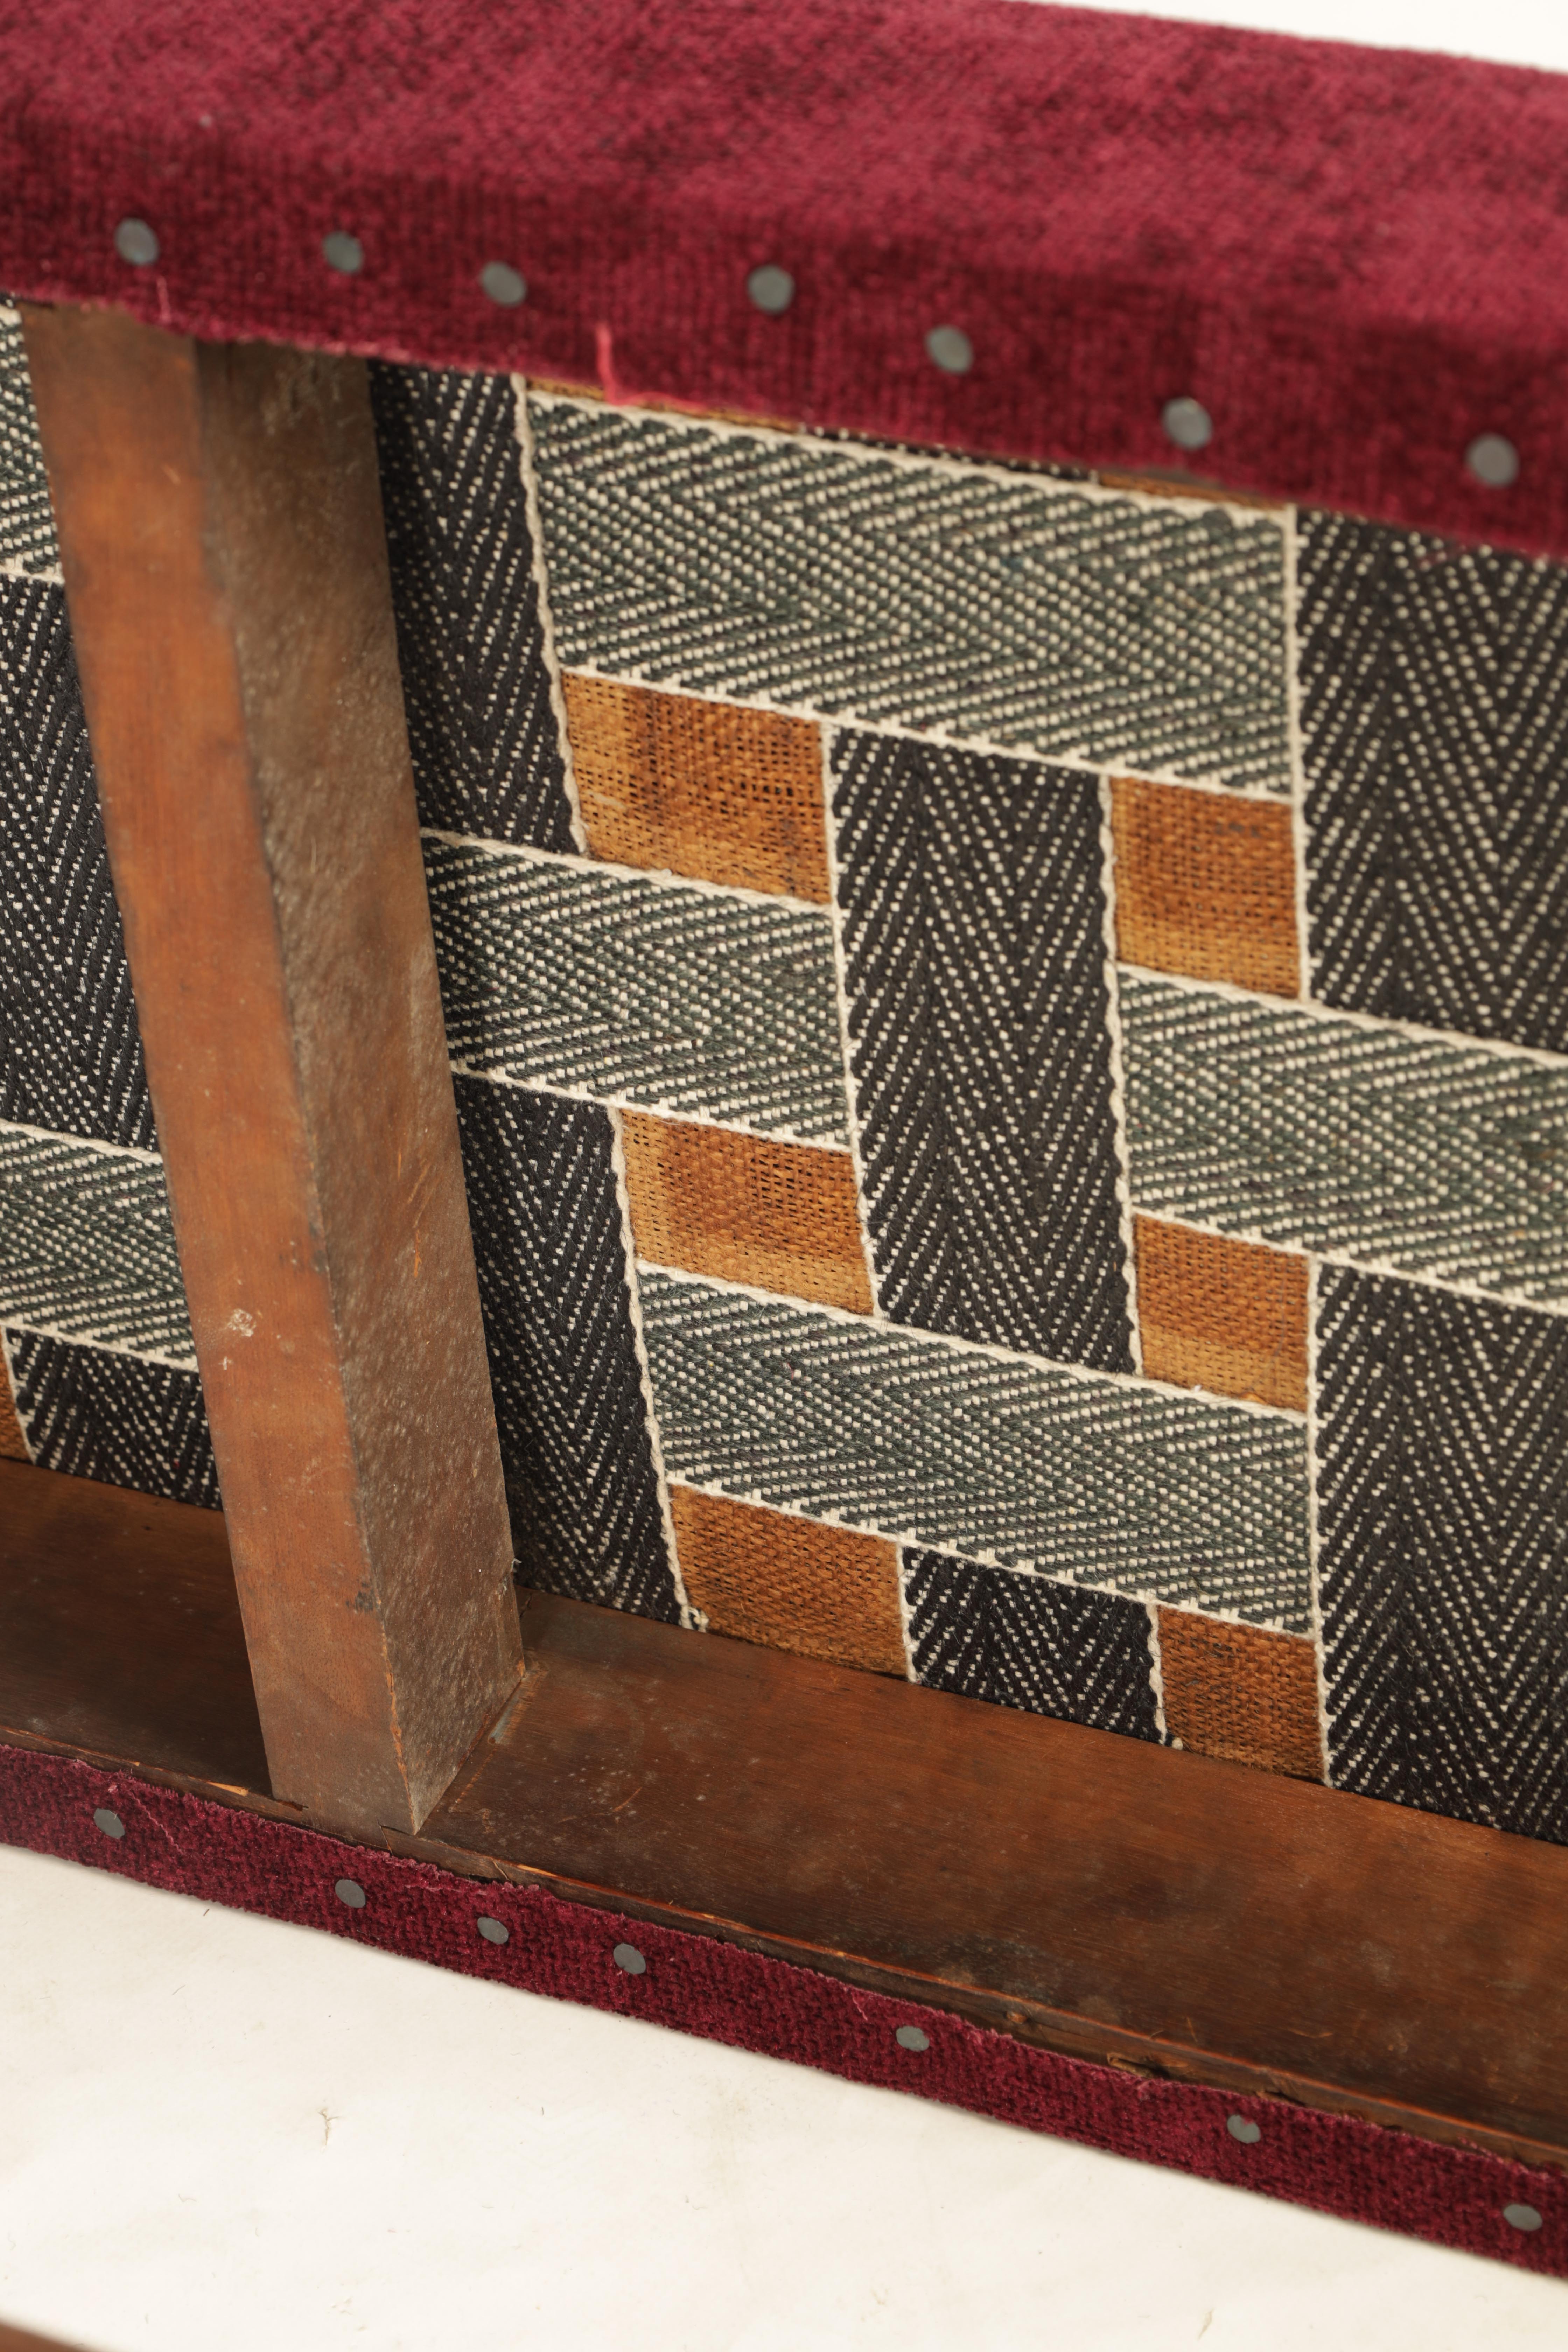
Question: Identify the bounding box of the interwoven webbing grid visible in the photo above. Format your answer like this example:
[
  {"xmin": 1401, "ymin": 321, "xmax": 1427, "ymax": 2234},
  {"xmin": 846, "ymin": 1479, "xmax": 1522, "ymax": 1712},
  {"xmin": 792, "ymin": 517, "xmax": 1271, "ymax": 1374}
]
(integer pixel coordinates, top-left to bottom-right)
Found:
[{"xmin": 5, "ymin": 333, "xmax": 1568, "ymax": 1842}]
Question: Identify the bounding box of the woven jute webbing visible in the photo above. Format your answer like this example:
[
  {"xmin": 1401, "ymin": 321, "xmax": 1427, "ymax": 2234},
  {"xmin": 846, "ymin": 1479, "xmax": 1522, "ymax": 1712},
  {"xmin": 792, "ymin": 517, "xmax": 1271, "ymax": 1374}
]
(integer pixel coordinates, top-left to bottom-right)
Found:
[
  {"xmin": 1158, "ymin": 1609, "xmax": 1325, "ymax": 1782},
  {"xmin": 1110, "ymin": 773, "xmax": 1299, "ymax": 999},
  {"xmin": 564, "ymin": 671, "xmax": 829, "ymax": 902},
  {"xmin": 620, "ymin": 1110, "xmax": 870, "ymax": 1315},
  {"xmin": 0, "ymin": 1360, "xmax": 26, "ymax": 1461},
  {"xmin": 670, "ymin": 1484, "xmax": 905, "ymax": 1676},
  {"xmin": 1134, "ymin": 1218, "xmax": 1308, "ymax": 1414}
]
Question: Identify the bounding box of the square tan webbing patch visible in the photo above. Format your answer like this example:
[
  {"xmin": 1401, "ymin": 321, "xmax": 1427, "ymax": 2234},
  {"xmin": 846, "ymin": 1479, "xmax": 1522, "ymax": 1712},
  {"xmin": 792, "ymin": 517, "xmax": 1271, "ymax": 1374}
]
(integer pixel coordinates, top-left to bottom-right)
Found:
[
  {"xmin": 562, "ymin": 672, "xmax": 829, "ymax": 902},
  {"xmin": 1158, "ymin": 1607, "xmax": 1325, "ymax": 1780},
  {"xmin": 670, "ymin": 1485, "xmax": 906, "ymax": 1676},
  {"xmin": 621, "ymin": 1110, "xmax": 872, "ymax": 1314},
  {"xmin": 1112, "ymin": 774, "xmax": 1298, "ymax": 997},
  {"xmin": 0, "ymin": 1368, "xmax": 26, "ymax": 1461},
  {"xmin": 1135, "ymin": 1216, "xmax": 1307, "ymax": 1412}
]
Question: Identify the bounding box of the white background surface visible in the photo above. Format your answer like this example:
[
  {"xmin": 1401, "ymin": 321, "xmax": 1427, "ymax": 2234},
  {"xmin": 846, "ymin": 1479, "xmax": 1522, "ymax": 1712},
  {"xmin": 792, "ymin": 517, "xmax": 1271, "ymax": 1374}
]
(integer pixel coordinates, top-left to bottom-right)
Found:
[
  {"xmin": 8, "ymin": 2, "xmax": 1568, "ymax": 2346},
  {"xmin": 2, "ymin": 1840, "xmax": 1566, "ymax": 2351}
]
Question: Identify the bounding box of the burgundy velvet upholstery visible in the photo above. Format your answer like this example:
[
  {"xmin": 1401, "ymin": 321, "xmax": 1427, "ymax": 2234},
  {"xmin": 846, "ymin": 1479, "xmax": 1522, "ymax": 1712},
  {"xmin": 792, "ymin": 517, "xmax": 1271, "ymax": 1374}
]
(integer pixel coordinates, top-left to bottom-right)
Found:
[
  {"xmin": 2, "ymin": 1737, "xmax": 1564, "ymax": 2277},
  {"xmin": 2, "ymin": 0, "xmax": 1568, "ymax": 555}
]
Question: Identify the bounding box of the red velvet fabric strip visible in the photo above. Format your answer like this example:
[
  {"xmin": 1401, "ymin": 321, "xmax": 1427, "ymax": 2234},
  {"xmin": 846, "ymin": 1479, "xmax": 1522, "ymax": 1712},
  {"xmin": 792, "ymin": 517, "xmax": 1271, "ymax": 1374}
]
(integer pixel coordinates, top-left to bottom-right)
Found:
[
  {"xmin": 1, "ymin": 1737, "xmax": 1563, "ymax": 2274},
  {"xmin": 1, "ymin": 0, "xmax": 1568, "ymax": 555}
]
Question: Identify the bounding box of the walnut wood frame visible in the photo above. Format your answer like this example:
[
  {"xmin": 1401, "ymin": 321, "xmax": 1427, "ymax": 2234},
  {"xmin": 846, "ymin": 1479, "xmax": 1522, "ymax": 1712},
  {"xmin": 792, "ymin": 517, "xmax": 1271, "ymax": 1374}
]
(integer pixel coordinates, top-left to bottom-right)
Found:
[
  {"xmin": 5, "ymin": 304, "xmax": 1568, "ymax": 2182},
  {"xmin": 20, "ymin": 304, "xmax": 522, "ymax": 1835}
]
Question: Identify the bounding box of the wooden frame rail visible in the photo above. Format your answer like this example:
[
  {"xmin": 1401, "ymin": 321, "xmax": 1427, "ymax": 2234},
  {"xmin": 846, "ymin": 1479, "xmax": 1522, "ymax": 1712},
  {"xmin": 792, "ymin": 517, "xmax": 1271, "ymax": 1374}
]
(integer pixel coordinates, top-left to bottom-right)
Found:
[{"xmin": 4, "ymin": 1451, "xmax": 1568, "ymax": 2175}]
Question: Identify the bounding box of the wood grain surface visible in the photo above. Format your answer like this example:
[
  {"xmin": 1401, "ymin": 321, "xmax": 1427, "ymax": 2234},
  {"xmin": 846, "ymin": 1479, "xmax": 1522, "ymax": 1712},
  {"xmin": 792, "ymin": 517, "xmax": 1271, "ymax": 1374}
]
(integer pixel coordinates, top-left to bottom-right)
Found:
[
  {"xmin": 0, "ymin": 1461, "xmax": 263, "ymax": 1791},
  {"xmin": 20, "ymin": 306, "xmax": 521, "ymax": 1831},
  {"xmin": 430, "ymin": 1590, "xmax": 1568, "ymax": 2165},
  {"xmin": 4, "ymin": 1459, "xmax": 1566, "ymax": 2168}
]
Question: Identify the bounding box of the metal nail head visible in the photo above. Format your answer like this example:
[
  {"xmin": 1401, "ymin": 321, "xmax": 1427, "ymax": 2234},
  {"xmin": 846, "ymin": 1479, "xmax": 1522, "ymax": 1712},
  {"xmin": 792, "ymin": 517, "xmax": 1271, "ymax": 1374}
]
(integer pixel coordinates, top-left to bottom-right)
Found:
[
  {"xmin": 1466, "ymin": 433, "xmax": 1519, "ymax": 489},
  {"xmin": 322, "ymin": 231, "xmax": 364, "ymax": 276},
  {"xmin": 925, "ymin": 325, "xmax": 973, "ymax": 377},
  {"xmin": 612, "ymin": 1941, "xmax": 647, "ymax": 1975},
  {"xmin": 1227, "ymin": 2114, "xmax": 1262, "ymax": 2144},
  {"xmin": 334, "ymin": 1877, "xmax": 367, "ymax": 1909},
  {"xmin": 480, "ymin": 261, "xmax": 527, "ymax": 308},
  {"xmin": 114, "ymin": 219, "xmax": 159, "ymax": 268},
  {"xmin": 92, "ymin": 1807, "xmax": 125, "ymax": 1839},
  {"xmin": 747, "ymin": 264, "xmax": 794, "ymax": 316},
  {"xmin": 476, "ymin": 1915, "xmax": 510, "ymax": 1945},
  {"xmin": 1163, "ymin": 396, "xmax": 1213, "ymax": 453},
  {"xmin": 1504, "ymin": 2202, "xmax": 1544, "ymax": 2232},
  {"xmin": 895, "ymin": 2025, "xmax": 930, "ymax": 2052}
]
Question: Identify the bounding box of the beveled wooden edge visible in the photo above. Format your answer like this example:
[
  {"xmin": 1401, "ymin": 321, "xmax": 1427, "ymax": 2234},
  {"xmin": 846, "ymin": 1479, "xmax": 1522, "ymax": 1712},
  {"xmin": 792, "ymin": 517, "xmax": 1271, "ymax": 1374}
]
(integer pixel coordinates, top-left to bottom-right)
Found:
[{"xmin": 4, "ymin": 1459, "xmax": 1567, "ymax": 2179}]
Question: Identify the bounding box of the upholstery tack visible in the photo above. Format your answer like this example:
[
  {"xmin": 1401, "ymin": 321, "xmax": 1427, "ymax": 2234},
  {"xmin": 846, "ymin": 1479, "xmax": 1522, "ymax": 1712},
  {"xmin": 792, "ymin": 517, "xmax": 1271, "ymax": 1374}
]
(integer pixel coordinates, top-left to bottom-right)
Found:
[
  {"xmin": 113, "ymin": 219, "xmax": 159, "ymax": 267},
  {"xmin": 747, "ymin": 264, "xmax": 794, "ymax": 315},
  {"xmin": 1163, "ymin": 396, "xmax": 1212, "ymax": 451},
  {"xmin": 924, "ymin": 325, "xmax": 973, "ymax": 376},
  {"xmin": 1466, "ymin": 434, "xmax": 1519, "ymax": 488},
  {"xmin": 480, "ymin": 261, "xmax": 527, "ymax": 307}
]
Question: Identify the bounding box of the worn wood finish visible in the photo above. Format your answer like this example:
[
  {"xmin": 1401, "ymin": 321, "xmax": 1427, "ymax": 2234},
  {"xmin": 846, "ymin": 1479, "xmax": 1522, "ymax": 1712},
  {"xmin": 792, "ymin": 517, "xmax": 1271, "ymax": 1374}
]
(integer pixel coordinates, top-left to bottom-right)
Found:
[
  {"xmin": 0, "ymin": 1462, "xmax": 264, "ymax": 1792},
  {"xmin": 5, "ymin": 1460, "xmax": 1567, "ymax": 2169},
  {"xmin": 20, "ymin": 306, "xmax": 522, "ymax": 1833},
  {"xmin": 429, "ymin": 1591, "xmax": 1568, "ymax": 2166}
]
